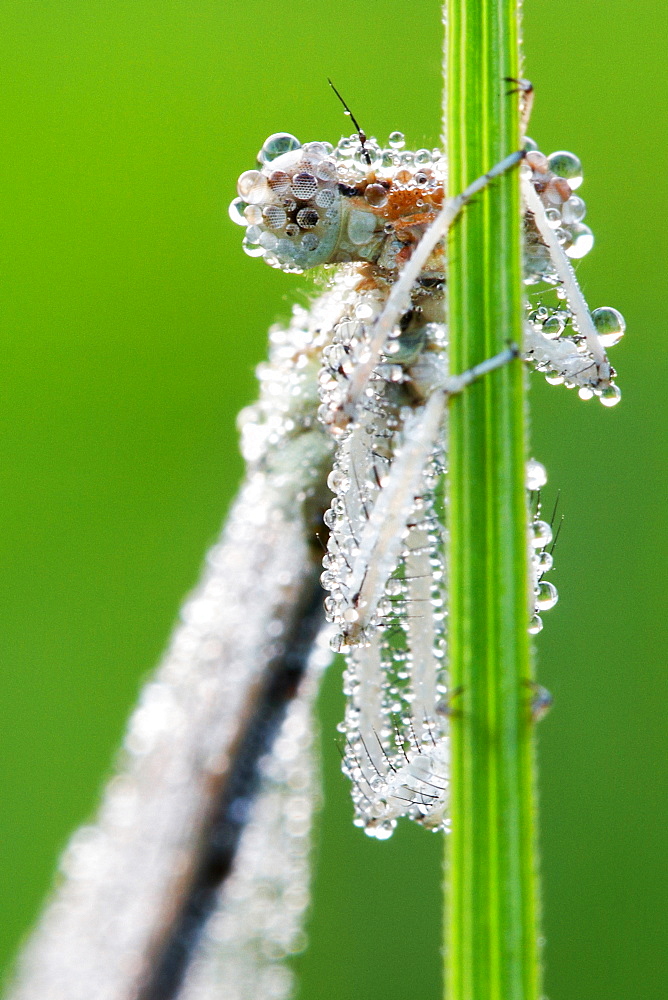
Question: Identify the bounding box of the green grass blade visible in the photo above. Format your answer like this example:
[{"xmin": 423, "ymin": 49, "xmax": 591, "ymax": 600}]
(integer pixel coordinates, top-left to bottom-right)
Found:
[{"xmin": 443, "ymin": 2, "xmax": 541, "ymax": 999}]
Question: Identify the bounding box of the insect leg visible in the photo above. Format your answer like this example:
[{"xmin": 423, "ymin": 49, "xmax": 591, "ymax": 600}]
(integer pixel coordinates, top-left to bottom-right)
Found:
[
  {"xmin": 505, "ymin": 77, "xmax": 534, "ymax": 135},
  {"xmin": 522, "ymin": 173, "xmax": 613, "ymax": 390},
  {"xmin": 341, "ymin": 343, "xmax": 519, "ymax": 643}
]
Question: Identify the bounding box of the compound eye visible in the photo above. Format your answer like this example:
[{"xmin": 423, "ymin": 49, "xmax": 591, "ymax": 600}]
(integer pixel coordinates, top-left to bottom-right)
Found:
[{"xmin": 231, "ymin": 138, "xmax": 344, "ymax": 272}]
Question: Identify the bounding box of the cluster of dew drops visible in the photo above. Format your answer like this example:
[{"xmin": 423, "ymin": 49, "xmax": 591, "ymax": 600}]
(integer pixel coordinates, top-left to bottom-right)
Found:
[
  {"xmin": 523, "ymin": 140, "xmax": 625, "ymax": 405},
  {"xmin": 526, "ymin": 458, "xmax": 559, "ymax": 635}
]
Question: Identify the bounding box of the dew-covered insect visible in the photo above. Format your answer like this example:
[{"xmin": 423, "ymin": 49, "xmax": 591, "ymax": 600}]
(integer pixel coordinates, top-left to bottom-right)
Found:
[
  {"xmin": 7, "ymin": 115, "xmax": 626, "ymax": 1000},
  {"xmin": 230, "ymin": 124, "xmax": 624, "ymax": 838}
]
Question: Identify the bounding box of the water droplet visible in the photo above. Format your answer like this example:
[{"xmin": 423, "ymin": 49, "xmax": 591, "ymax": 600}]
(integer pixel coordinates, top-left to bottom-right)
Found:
[
  {"xmin": 268, "ymin": 169, "xmax": 291, "ymax": 194},
  {"xmin": 536, "ymin": 550, "xmax": 553, "ymax": 573},
  {"xmin": 528, "ymin": 614, "xmax": 544, "ymax": 634},
  {"xmin": 545, "ymin": 207, "xmax": 562, "ymax": 228},
  {"xmin": 327, "ymin": 469, "xmax": 350, "ymax": 493},
  {"xmin": 535, "ymin": 581, "xmax": 558, "ymax": 611},
  {"xmin": 388, "ymin": 131, "xmax": 405, "ymax": 150},
  {"xmin": 542, "ymin": 314, "xmax": 565, "ymax": 339},
  {"xmin": 526, "ymin": 459, "xmax": 547, "ymax": 491},
  {"xmin": 316, "ymin": 160, "xmax": 338, "ymax": 183},
  {"xmin": 296, "ymin": 207, "xmax": 319, "ymax": 229},
  {"xmin": 561, "ymin": 195, "xmax": 586, "ymax": 225},
  {"xmin": 547, "ymin": 150, "xmax": 583, "ymax": 189},
  {"xmin": 592, "ymin": 306, "xmax": 625, "ymax": 347},
  {"xmin": 262, "ymin": 205, "xmax": 287, "ymax": 230},
  {"xmin": 530, "ymin": 520, "xmax": 553, "ymax": 548},
  {"xmin": 245, "ymin": 225, "xmax": 262, "ymax": 244},
  {"xmin": 364, "ymin": 183, "xmax": 388, "ymax": 208},
  {"xmin": 291, "ymin": 172, "xmax": 318, "ymax": 201},
  {"xmin": 323, "ymin": 508, "xmax": 338, "ymax": 529},
  {"xmin": 526, "ymin": 150, "xmax": 549, "ymax": 173},
  {"xmin": 335, "ymin": 137, "xmax": 355, "ymax": 157},
  {"xmin": 242, "ymin": 205, "xmax": 262, "ymax": 226},
  {"xmin": 329, "ymin": 633, "xmax": 345, "ymax": 653},
  {"xmin": 258, "ymin": 132, "xmax": 301, "ymax": 164},
  {"xmin": 228, "ymin": 197, "xmax": 249, "ymax": 226},
  {"xmin": 242, "ymin": 239, "xmax": 265, "ymax": 258},
  {"xmin": 347, "ymin": 210, "xmax": 378, "ymax": 246},
  {"xmin": 351, "ymin": 145, "xmax": 375, "ymax": 170},
  {"xmin": 366, "ymin": 823, "xmax": 394, "ymax": 840},
  {"xmin": 354, "ymin": 302, "xmax": 374, "ymax": 319},
  {"xmin": 315, "ymin": 188, "xmax": 336, "ymax": 208},
  {"xmin": 394, "ymin": 168, "xmax": 412, "ymax": 187},
  {"xmin": 565, "ymin": 223, "xmax": 594, "ymax": 259},
  {"xmin": 259, "ymin": 231, "xmax": 278, "ymax": 250},
  {"xmin": 237, "ymin": 169, "xmax": 270, "ymax": 204},
  {"xmin": 599, "ymin": 383, "xmax": 622, "ymax": 407}
]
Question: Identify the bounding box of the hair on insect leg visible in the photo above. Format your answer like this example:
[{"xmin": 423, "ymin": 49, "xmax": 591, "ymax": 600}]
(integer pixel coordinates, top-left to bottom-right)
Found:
[
  {"xmin": 549, "ymin": 514, "xmax": 564, "ymax": 556},
  {"xmin": 405, "ymin": 716, "xmax": 421, "ymax": 753},
  {"xmin": 348, "ymin": 734, "xmax": 385, "ymax": 782},
  {"xmin": 338, "ymin": 740, "xmax": 375, "ymax": 806},
  {"xmin": 373, "ymin": 730, "xmax": 398, "ymax": 773}
]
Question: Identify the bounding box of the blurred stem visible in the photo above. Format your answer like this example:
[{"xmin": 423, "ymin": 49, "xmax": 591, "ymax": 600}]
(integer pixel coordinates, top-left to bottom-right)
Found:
[{"xmin": 443, "ymin": 1, "xmax": 541, "ymax": 999}]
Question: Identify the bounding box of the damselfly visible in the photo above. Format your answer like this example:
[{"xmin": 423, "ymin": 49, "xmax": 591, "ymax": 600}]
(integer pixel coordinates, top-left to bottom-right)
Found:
[
  {"xmin": 7, "ymin": 106, "xmax": 624, "ymax": 1000},
  {"xmin": 229, "ymin": 121, "xmax": 621, "ymax": 841}
]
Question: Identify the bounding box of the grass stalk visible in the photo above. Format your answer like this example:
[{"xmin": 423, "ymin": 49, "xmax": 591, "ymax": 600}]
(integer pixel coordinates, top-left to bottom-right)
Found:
[{"xmin": 443, "ymin": 1, "xmax": 541, "ymax": 999}]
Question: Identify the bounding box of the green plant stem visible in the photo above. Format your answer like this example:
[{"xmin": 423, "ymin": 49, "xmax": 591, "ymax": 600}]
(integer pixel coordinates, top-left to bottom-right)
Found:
[{"xmin": 443, "ymin": 2, "xmax": 541, "ymax": 999}]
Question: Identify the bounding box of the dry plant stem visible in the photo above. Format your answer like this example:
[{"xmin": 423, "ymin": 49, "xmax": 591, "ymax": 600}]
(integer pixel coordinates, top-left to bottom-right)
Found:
[{"xmin": 444, "ymin": 0, "xmax": 541, "ymax": 998}]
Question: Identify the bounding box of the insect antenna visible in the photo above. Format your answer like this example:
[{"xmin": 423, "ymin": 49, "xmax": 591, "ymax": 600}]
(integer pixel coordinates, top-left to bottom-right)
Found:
[{"xmin": 328, "ymin": 77, "xmax": 371, "ymax": 165}]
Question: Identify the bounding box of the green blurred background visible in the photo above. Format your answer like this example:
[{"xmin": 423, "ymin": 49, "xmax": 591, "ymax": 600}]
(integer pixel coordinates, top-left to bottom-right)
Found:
[{"xmin": 1, "ymin": 1, "xmax": 666, "ymax": 997}]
